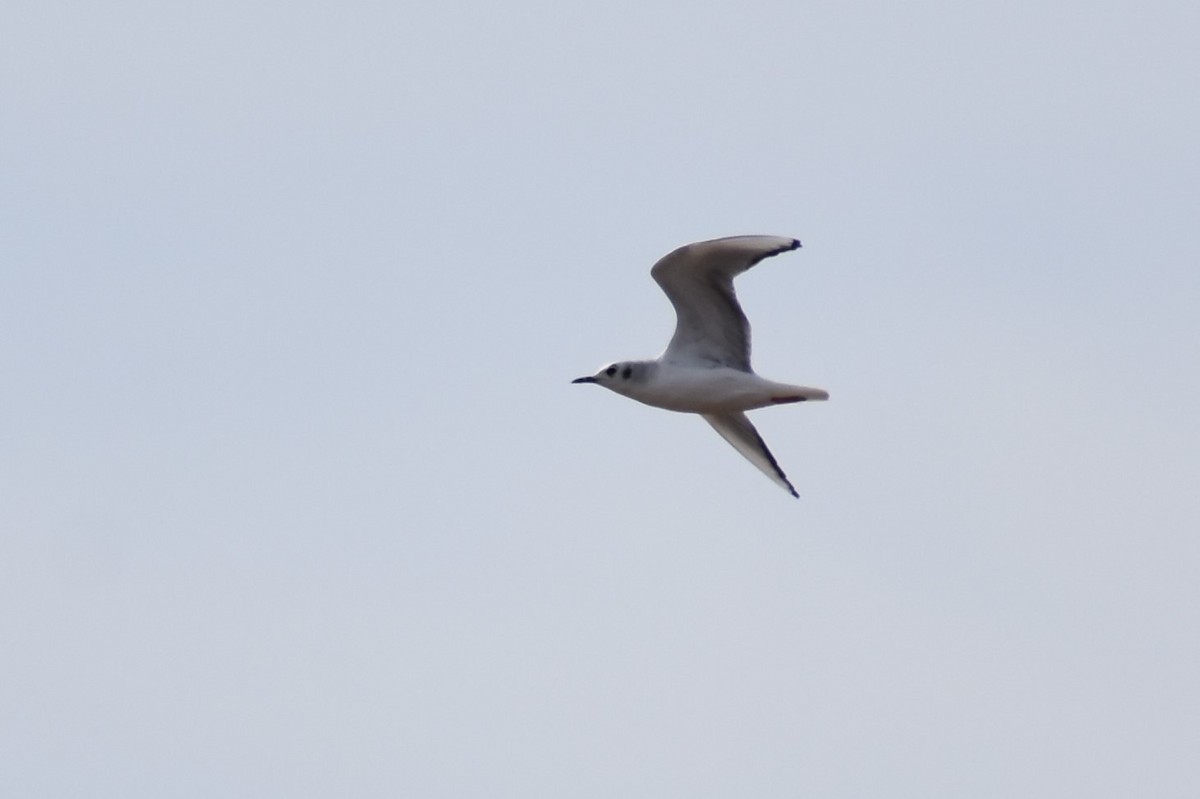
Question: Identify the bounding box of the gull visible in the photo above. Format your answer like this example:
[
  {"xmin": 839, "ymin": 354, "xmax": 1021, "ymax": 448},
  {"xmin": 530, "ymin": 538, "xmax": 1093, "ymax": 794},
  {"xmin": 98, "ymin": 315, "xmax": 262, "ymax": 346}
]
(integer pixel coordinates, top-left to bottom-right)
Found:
[{"xmin": 572, "ymin": 235, "xmax": 828, "ymax": 497}]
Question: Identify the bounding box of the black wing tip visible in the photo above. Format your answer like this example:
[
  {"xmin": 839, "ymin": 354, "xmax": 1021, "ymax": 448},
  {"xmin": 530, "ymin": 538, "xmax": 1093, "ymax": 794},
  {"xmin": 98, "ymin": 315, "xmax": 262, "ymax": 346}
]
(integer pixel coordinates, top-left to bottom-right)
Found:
[
  {"xmin": 748, "ymin": 424, "xmax": 800, "ymax": 498},
  {"xmin": 764, "ymin": 238, "xmax": 802, "ymax": 257},
  {"xmin": 748, "ymin": 237, "xmax": 802, "ymax": 268}
]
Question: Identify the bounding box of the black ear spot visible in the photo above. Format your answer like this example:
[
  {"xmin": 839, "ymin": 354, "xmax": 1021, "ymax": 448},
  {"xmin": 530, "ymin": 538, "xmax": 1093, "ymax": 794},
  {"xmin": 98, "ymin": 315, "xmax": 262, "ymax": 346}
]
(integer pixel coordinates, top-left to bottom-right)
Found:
[
  {"xmin": 621, "ymin": 366, "xmax": 632, "ymax": 379},
  {"xmin": 605, "ymin": 365, "xmax": 617, "ymax": 377}
]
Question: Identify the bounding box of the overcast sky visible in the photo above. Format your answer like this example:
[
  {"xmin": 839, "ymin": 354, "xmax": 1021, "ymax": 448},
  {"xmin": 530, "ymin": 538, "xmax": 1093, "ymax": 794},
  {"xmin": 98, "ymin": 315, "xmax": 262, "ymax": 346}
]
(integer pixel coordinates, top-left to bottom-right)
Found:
[{"xmin": 3, "ymin": 1, "xmax": 1199, "ymax": 796}]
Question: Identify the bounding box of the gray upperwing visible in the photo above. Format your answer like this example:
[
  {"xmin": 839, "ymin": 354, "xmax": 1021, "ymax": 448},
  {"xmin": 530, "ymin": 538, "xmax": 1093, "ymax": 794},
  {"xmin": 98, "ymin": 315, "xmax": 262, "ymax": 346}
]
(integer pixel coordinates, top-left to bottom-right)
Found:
[
  {"xmin": 701, "ymin": 411, "xmax": 799, "ymax": 498},
  {"xmin": 651, "ymin": 236, "xmax": 800, "ymax": 371}
]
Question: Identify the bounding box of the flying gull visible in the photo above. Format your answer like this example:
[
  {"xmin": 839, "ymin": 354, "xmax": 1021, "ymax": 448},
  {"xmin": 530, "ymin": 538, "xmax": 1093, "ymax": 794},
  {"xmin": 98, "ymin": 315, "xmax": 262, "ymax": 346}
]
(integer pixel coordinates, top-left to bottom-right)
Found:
[{"xmin": 573, "ymin": 235, "xmax": 828, "ymax": 497}]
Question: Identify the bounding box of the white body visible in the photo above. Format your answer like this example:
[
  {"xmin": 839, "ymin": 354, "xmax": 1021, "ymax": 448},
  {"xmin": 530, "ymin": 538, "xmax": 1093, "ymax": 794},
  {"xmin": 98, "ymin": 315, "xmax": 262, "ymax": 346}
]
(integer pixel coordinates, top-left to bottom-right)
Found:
[{"xmin": 604, "ymin": 362, "xmax": 828, "ymax": 415}]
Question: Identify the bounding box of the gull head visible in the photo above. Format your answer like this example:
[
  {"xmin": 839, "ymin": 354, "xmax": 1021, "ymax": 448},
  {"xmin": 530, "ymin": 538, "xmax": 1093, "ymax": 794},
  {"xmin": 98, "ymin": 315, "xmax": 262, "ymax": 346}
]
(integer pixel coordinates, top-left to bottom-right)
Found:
[{"xmin": 571, "ymin": 361, "xmax": 647, "ymax": 396}]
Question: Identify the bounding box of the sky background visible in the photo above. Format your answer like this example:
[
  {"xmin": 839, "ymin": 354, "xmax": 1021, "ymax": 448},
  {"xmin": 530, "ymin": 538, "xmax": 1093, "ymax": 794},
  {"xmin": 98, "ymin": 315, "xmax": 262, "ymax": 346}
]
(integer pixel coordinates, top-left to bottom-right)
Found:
[{"xmin": 3, "ymin": 1, "xmax": 1199, "ymax": 796}]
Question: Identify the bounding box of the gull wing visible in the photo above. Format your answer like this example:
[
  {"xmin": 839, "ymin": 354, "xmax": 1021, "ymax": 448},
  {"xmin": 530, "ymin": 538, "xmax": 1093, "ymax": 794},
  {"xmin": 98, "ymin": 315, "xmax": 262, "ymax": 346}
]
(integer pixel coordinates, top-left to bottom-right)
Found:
[
  {"xmin": 701, "ymin": 411, "xmax": 799, "ymax": 498},
  {"xmin": 651, "ymin": 236, "xmax": 800, "ymax": 371}
]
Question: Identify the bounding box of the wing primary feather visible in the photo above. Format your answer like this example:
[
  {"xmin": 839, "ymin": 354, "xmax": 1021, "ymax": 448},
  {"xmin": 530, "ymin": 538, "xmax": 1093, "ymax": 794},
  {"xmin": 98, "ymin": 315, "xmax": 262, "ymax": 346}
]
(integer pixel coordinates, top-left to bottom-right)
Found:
[{"xmin": 702, "ymin": 411, "xmax": 799, "ymax": 498}]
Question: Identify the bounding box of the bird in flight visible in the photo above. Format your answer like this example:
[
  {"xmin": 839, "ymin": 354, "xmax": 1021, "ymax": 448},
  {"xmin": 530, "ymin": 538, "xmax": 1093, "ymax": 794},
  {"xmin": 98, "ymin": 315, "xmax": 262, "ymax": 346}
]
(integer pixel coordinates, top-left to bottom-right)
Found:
[{"xmin": 573, "ymin": 235, "xmax": 828, "ymax": 497}]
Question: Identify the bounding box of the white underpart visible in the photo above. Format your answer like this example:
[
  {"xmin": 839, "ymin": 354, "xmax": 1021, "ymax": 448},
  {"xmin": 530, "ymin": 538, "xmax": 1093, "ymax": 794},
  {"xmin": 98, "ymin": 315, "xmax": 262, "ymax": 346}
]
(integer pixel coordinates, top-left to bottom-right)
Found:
[{"xmin": 619, "ymin": 364, "xmax": 827, "ymax": 414}]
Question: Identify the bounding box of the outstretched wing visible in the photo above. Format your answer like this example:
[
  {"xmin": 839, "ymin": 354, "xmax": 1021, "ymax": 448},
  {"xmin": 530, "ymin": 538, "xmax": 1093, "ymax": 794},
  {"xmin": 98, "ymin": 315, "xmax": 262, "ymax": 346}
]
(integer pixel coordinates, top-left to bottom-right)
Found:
[
  {"xmin": 701, "ymin": 411, "xmax": 799, "ymax": 497},
  {"xmin": 651, "ymin": 236, "xmax": 800, "ymax": 371}
]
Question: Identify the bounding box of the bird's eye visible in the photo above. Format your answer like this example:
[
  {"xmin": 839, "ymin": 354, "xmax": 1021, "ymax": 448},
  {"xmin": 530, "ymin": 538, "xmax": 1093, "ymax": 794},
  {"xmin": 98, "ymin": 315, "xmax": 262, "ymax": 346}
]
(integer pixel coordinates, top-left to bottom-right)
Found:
[{"xmin": 605, "ymin": 365, "xmax": 617, "ymax": 377}]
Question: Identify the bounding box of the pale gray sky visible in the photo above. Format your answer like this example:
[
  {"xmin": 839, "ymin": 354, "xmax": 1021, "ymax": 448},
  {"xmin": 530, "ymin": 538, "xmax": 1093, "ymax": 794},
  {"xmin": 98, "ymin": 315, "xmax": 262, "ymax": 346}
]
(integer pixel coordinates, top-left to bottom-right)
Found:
[{"xmin": 3, "ymin": 1, "xmax": 1199, "ymax": 796}]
